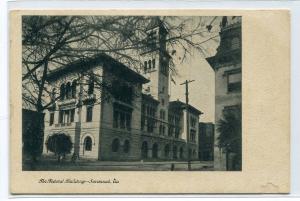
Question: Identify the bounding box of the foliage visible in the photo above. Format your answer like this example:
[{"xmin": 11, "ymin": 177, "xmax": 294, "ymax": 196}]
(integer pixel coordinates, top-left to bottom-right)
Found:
[
  {"xmin": 22, "ymin": 110, "xmax": 45, "ymax": 161},
  {"xmin": 46, "ymin": 133, "xmax": 73, "ymax": 161},
  {"xmin": 217, "ymin": 110, "xmax": 241, "ymax": 170}
]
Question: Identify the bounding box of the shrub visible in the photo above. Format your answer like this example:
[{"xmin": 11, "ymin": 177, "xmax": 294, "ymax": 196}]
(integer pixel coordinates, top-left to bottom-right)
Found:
[{"xmin": 46, "ymin": 133, "xmax": 73, "ymax": 162}]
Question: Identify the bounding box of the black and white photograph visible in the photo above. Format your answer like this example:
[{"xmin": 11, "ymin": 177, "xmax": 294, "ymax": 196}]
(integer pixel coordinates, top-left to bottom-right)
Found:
[{"xmin": 21, "ymin": 15, "xmax": 242, "ymax": 171}]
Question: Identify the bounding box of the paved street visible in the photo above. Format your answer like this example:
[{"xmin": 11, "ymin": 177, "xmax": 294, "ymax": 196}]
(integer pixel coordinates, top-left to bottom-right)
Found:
[{"xmin": 23, "ymin": 156, "xmax": 214, "ymax": 171}]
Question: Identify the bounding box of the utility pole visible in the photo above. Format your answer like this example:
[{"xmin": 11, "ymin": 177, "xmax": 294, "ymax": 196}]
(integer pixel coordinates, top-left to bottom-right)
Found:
[
  {"xmin": 74, "ymin": 74, "xmax": 84, "ymax": 160},
  {"xmin": 180, "ymin": 79, "xmax": 195, "ymax": 171}
]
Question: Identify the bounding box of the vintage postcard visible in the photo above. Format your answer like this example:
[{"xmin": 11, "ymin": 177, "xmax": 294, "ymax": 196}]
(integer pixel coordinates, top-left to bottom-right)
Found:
[{"xmin": 10, "ymin": 9, "xmax": 290, "ymax": 194}]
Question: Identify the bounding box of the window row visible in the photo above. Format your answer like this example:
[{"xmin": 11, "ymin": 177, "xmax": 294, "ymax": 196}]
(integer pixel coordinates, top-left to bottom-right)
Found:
[
  {"xmin": 49, "ymin": 105, "xmax": 94, "ymax": 126},
  {"xmin": 58, "ymin": 109, "xmax": 75, "ymax": 124},
  {"xmin": 168, "ymin": 125, "xmax": 180, "ymax": 138},
  {"xmin": 59, "ymin": 80, "xmax": 77, "ymax": 100},
  {"xmin": 141, "ymin": 141, "xmax": 185, "ymax": 159},
  {"xmin": 111, "ymin": 138, "xmax": 130, "ymax": 153},
  {"xmin": 168, "ymin": 114, "xmax": 180, "ymax": 126},
  {"xmin": 144, "ymin": 59, "xmax": 156, "ymax": 73},
  {"xmin": 58, "ymin": 78, "xmax": 95, "ymax": 101},
  {"xmin": 141, "ymin": 117, "xmax": 155, "ymax": 133},
  {"xmin": 113, "ymin": 105, "xmax": 132, "ymax": 131}
]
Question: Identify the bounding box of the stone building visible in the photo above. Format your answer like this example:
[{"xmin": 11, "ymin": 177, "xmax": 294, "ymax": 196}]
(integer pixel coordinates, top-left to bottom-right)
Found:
[
  {"xmin": 206, "ymin": 16, "xmax": 242, "ymax": 170},
  {"xmin": 43, "ymin": 54, "xmax": 148, "ymax": 161},
  {"xmin": 198, "ymin": 122, "xmax": 214, "ymax": 161},
  {"xmin": 42, "ymin": 18, "xmax": 202, "ymax": 161}
]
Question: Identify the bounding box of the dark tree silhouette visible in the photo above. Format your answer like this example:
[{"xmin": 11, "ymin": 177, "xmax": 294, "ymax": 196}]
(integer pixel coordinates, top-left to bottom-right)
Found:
[
  {"xmin": 46, "ymin": 133, "xmax": 73, "ymax": 162},
  {"xmin": 217, "ymin": 110, "xmax": 241, "ymax": 170}
]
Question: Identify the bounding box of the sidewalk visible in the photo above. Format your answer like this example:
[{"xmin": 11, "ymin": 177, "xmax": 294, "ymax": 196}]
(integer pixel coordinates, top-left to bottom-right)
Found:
[{"xmin": 23, "ymin": 156, "xmax": 214, "ymax": 171}]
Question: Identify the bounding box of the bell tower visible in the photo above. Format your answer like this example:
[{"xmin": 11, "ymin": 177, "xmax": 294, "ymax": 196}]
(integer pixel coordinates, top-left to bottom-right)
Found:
[
  {"xmin": 140, "ymin": 17, "xmax": 171, "ymax": 134},
  {"xmin": 141, "ymin": 17, "xmax": 171, "ymax": 106}
]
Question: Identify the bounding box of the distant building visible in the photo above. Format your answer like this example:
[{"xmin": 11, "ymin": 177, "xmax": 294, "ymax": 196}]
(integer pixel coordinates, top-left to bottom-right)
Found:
[
  {"xmin": 198, "ymin": 122, "xmax": 214, "ymax": 161},
  {"xmin": 206, "ymin": 16, "xmax": 242, "ymax": 170},
  {"xmin": 42, "ymin": 18, "xmax": 203, "ymax": 161}
]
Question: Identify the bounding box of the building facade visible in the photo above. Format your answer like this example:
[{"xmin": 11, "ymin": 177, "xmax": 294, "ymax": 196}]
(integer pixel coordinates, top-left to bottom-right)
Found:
[
  {"xmin": 198, "ymin": 122, "xmax": 214, "ymax": 161},
  {"xmin": 206, "ymin": 16, "xmax": 242, "ymax": 170},
  {"xmin": 42, "ymin": 18, "xmax": 202, "ymax": 161}
]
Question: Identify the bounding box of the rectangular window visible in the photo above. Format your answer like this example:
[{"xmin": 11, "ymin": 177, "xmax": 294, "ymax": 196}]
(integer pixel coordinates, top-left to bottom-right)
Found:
[
  {"xmin": 159, "ymin": 125, "xmax": 162, "ymax": 135},
  {"xmin": 226, "ymin": 70, "xmax": 241, "ymax": 93},
  {"xmin": 175, "ymin": 128, "xmax": 180, "ymax": 138},
  {"xmin": 120, "ymin": 113, "xmax": 125, "ymax": 129},
  {"xmin": 113, "ymin": 103, "xmax": 132, "ymax": 131},
  {"xmin": 59, "ymin": 110, "xmax": 64, "ymax": 124},
  {"xmin": 49, "ymin": 112, "xmax": 54, "ymax": 126},
  {"xmin": 147, "ymin": 118, "xmax": 154, "ymax": 133},
  {"xmin": 70, "ymin": 109, "xmax": 75, "ymax": 122},
  {"xmin": 190, "ymin": 130, "xmax": 196, "ymax": 142},
  {"xmin": 168, "ymin": 125, "xmax": 173, "ymax": 137},
  {"xmin": 113, "ymin": 110, "xmax": 119, "ymax": 128},
  {"xmin": 190, "ymin": 117, "xmax": 196, "ymax": 128},
  {"xmin": 86, "ymin": 106, "xmax": 93, "ymax": 122},
  {"xmin": 65, "ymin": 110, "xmax": 70, "ymax": 123},
  {"xmin": 126, "ymin": 114, "xmax": 131, "ymax": 131}
]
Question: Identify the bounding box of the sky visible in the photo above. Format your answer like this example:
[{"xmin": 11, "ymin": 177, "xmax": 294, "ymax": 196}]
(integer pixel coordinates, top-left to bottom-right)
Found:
[
  {"xmin": 167, "ymin": 16, "xmax": 222, "ymax": 123},
  {"xmin": 169, "ymin": 49, "xmax": 216, "ymax": 123}
]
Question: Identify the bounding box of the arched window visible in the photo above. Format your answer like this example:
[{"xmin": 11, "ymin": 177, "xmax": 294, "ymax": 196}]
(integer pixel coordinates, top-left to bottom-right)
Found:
[
  {"xmin": 124, "ymin": 140, "xmax": 130, "ymax": 153},
  {"xmin": 112, "ymin": 138, "xmax": 120, "ymax": 152},
  {"xmin": 164, "ymin": 144, "xmax": 170, "ymax": 158},
  {"xmin": 148, "ymin": 60, "xmax": 151, "ymax": 69},
  {"xmin": 152, "ymin": 59, "xmax": 155, "ymax": 69},
  {"xmin": 84, "ymin": 136, "xmax": 92, "ymax": 151},
  {"xmin": 173, "ymin": 146, "xmax": 177, "ymax": 159},
  {"xmin": 60, "ymin": 83, "xmax": 65, "ymax": 100},
  {"xmin": 144, "ymin": 61, "xmax": 147, "ymax": 72},
  {"xmin": 71, "ymin": 80, "xmax": 77, "ymax": 98},
  {"xmin": 152, "ymin": 143, "xmax": 158, "ymax": 158},
  {"xmin": 66, "ymin": 82, "xmax": 71, "ymax": 99},
  {"xmin": 141, "ymin": 141, "xmax": 148, "ymax": 159}
]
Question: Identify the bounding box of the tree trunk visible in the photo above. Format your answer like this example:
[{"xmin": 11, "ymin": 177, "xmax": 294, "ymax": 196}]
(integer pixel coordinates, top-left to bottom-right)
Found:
[{"xmin": 29, "ymin": 61, "xmax": 48, "ymax": 167}]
